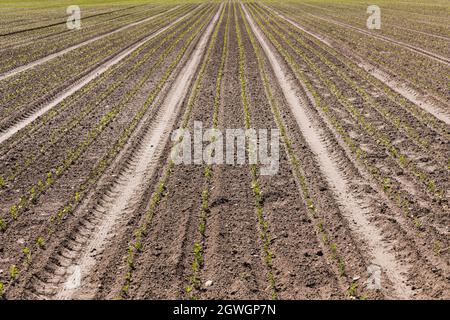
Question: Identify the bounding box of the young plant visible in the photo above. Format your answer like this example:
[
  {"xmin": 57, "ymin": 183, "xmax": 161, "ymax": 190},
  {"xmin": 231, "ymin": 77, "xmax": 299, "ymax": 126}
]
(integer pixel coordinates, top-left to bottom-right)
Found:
[
  {"xmin": 201, "ymin": 190, "xmax": 209, "ymax": 211},
  {"xmin": 9, "ymin": 265, "xmax": 18, "ymax": 280},
  {"xmin": 127, "ymin": 246, "xmax": 135, "ymax": 269},
  {"xmin": 204, "ymin": 166, "xmax": 211, "ymax": 179},
  {"xmin": 46, "ymin": 172, "xmax": 54, "ymax": 186},
  {"xmin": 10, "ymin": 205, "xmax": 18, "ymax": 220},
  {"xmin": 192, "ymin": 243, "xmax": 203, "ymax": 272},
  {"xmin": 36, "ymin": 237, "xmax": 45, "ymax": 248},
  {"xmin": 338, "ymin": 259, "xmax": 346, "ymax": 277},
  {"xmin": 133, "ymin": 229, "xmax": 142, "ymax": 252},
  {"xmin": 330, "ymin": 243, "xmax": 338, "ymax": 255},
  {"xmin": 37, "ymin": 179, "xmax": 45, "ymax": 193},
  {"xmin": 348, "ymin": 282, "xmax": 358, "ymax": 297},
  {"xmin": 29, "ymin": 186, "xmax": 37, "ymax": 204},
  {"xmin": 23, "ymin": 247, "xmax": 32, "ymax": 265}
]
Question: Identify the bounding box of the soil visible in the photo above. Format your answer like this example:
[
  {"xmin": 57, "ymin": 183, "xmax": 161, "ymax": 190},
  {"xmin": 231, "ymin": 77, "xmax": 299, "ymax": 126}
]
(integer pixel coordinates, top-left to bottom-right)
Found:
[{"xmin": 0, "ymin": 1, "xmax": 448, "ymax": 300}]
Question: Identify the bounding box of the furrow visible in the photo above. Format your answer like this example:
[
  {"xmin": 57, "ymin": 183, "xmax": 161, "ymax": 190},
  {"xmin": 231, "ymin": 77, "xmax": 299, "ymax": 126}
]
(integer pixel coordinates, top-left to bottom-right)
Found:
[
  {"xmin": 0, "ymin": 5, "xmax": 182, "ymax": 81},
  {"xmin": 0, "ymin": 6, "xmax": 200, "ymax": 145},
  {"xmin": 243, "ymin": 3, "xmax": 414, "ymax": 299},
  {"xmin": 264, "ymin": 5, "xmax": 450, "ymax": 126}
]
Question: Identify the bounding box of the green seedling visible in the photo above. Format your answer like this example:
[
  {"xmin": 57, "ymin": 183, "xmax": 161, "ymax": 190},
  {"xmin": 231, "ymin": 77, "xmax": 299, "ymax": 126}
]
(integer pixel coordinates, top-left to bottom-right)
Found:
[
  {"xmin": 30, "ymin": 186, "xmax": 37, "ymax": 204},
  {"xmin": 10, "ymin": 205, "xmax": 18, "ymax": 220},
  {"xmin": 37, "ymin": 179, "xmax": 45, "ymax": 193},
  {"xmin": 9, "ymin": 265, "xmax": 18, "ymax": 280},
  {"xmin": 36, "ymin": 237, "xmax": 45, "ymax": 248},
  {"xmin": 23, "ymin": 247, "xmax": 32, "ymax": 265},
  {"xmin": 348, "ymin": 282, "xmax": 358, "ymax": 297}
]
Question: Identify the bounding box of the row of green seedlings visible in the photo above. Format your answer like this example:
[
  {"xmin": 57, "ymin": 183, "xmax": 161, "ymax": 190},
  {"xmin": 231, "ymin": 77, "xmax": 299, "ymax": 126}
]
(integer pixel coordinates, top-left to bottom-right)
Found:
[
  {"xmin": 298, "ymin": 1, "xmax": 445, "ymax": 47},
  {"xmin": 119, "ymin": 6, "xmax": 220, "ymax": 297},
  {"xmin": 251, "ymin": 4, "xmax": 447, "ymax": 209},
  {"xmin": 248, "ymin": 5, "xmax": 443, "ymax": 250},
  {"xmin": 235, "ymin": 3, "xmax": 277, "ymax": 300},
  {"xmin": 257, "ymin": 4, "xmax": 449, "ymax": 166},
  {"xmin": 0, "ymin": 5, "xmax": 195, "ymax": 157},
  {"xmin": 0, "ymin": 5, "xmax": 212, "ymax": 234},
  {"xmin": 0, "ymin": 5, "xmax": 205, "ymax": 189},
  {"xmin": 185, "ymin": 5, "xmax": 229, "ymax": 300},
  {"xmin": 288, "ymin": 9, "xmax": 449, "ymax": 103},
  {"xmin": 0, "ymin": 6, "xmax": 215, "ymax": 297},
  {"xmin": 0, "ymin": 3, "xmax": 187, "ymax": 79},
  {"xmin": 0, "ymin": 4, "xmax": 174, "ymax": 52},
  {"xmin": 0, "ymin": 4, "xmax": 190, "ymax": 108},
  {"xmin": 268, "ymin": 4, "xmax": 450, "ymax": 141},
  {"xmin": 241, "ymin": 4, "xmax": 363, "ymax": 299},
  {"xmin": 0, "ymin": 4, "xmax": 192, "ymax": 115},
  {"xmin": 255, "ymin": 4, "xmax": 449, "ymax": 202}
]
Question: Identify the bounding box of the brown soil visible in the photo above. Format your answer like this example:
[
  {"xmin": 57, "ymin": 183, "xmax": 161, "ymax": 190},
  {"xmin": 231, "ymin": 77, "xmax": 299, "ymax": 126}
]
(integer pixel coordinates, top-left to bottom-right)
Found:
[{"xmin": 0, "ymin": 1, "xmax": 448, "ymax": 301}]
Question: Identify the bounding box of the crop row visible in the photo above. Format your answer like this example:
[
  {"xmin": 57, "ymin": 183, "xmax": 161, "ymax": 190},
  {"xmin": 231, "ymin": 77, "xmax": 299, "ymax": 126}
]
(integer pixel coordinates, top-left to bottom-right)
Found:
[
  {"xmin": 0, "ymin": 4, "xmax": 186, "ymax": 73},
  {"xmin": 0, "ymin": 4, "xmax": 159, "ymax": 48},
  {"xmin": 0, "ymin": 6, "xmax": 207, "ymax": 202},
  {"xmin": 262, "ymin": 6, "xmax": 450, "ymax": 141},
  {"xmin": 0, "ymin": 6, "xmax": 199, "ymax": 157},
  {"xmin": 0, "ymin": 3, "xmax": 150, "ymax": 35},
  {"xmin": 254, "ymin": 4, "xmax": 449, "ymax": 195},
  {"xmin": 281, "ymin": 1, "xmax": 449, "ymax": 57},
  {"xmin": 0, "ymin": 5, "xmax": 193, "ymax": 122},
  {"xmin": 242, "ymin": 3, "xmax": 362, "ymax": 299},
  {"xmin": 235, "ymin": 3, "xmax": 278, "ymax": 300},
  {"xmin": 247, "ymin": 3, "xmax": 447, "ymax": 259},
  {"xmin": 251, "ymin": 3, "xmax": 448, "ymax": 210},
  {"xmin": 263, "ymin": 5, "xmax": 449, "ymax": 142},
  {"xmin": 118, "ymin": 6, "xmax": 219, "ymax": 299},
  {"xmin": 258, "ymin": 5, "xmax": 449, "ymax": 164},
  {"xmin": 0, "ymin": 5, "xmax": 185, "ymax": 112},
  {"xmin": 0, "ymin": 5, "xmax": 212, "ymax": 236},
  {"xmin": 0, "ymin": 6, "xmax": 216, "ymax": 297},
  {"xmin": 272, "ymin": 5, "xmax": 450, "ymax": 102},
  {"xmin": 185, "ymin": 5, "xmax": 229, "ymax": 300}
]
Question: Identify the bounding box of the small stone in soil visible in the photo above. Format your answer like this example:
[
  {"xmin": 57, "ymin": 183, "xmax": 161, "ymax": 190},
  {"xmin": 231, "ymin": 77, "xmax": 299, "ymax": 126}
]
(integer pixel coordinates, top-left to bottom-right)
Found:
[
  {"xmin": 306, "ymin": 279, "xmax": 316, "ymax": 288},
  {"xmin": 205, "ymin": 280, "xmax": 213, "ymax": 287}
]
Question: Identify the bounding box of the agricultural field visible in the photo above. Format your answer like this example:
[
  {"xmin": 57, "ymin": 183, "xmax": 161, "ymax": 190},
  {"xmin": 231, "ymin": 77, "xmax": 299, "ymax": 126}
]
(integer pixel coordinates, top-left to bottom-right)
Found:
[{"xmin": 0, "ymin": 0, "xmax": 448, "ymax": 301}]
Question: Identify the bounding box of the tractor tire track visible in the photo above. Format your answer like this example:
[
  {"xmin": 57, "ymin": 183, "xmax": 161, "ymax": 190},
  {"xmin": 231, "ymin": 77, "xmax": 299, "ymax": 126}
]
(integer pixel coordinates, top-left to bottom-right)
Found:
[
  {"xmin": 264, "ymin": 5, "xmax": 450, "ymax": 126},
  {"xmin": 302, "ymin": 10, "xmax": 450, "ymax": 66},
  {"xmin": 0, "ymin": 4, "xmax": 148, "ymax": 37},
  {"xmin": 0, "ymin": 6, "xmax": 200, "ymax": 145},
  {"xmin": 0, "ymin": 5, "xmax": 183, "ymax": 81},
  {"xmin": 243, "ymin": 3, "xmax": 414, "ymax": 299},
  {"xmin": 24, "ymin": 4, "xmax": 222, "ymax": 300}
]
